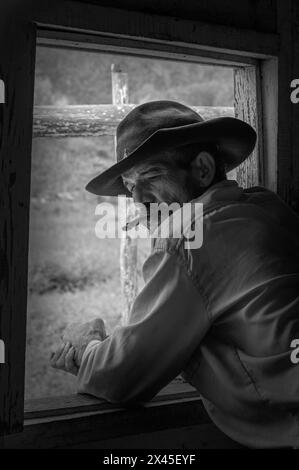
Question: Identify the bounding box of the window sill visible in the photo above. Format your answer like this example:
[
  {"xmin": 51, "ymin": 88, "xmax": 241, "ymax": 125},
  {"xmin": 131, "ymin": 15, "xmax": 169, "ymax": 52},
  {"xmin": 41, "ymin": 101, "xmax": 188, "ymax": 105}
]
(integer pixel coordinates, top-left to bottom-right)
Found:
[
  {"xmin": 4, "ymin": 380, "xmax": 213, "ymax": 448},
  {"xmin": 24, "ymin": 378, "xmax": 200, "ymax": 419}
]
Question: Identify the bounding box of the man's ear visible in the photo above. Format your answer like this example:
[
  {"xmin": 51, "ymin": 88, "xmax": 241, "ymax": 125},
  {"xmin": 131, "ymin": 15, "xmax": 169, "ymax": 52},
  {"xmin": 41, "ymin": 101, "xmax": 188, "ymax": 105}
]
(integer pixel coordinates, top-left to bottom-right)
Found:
[{"xmin": 191, "ymin": 151, "xmax": 216, "ymax": 187}]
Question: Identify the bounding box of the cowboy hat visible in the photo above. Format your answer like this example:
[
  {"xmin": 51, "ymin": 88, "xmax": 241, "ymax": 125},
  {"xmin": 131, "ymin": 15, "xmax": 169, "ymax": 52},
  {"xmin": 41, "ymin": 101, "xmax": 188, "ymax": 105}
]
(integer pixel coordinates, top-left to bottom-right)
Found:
[{"xmin": 86, "ymin": 100, "xmax": 257, "ymax": 196}]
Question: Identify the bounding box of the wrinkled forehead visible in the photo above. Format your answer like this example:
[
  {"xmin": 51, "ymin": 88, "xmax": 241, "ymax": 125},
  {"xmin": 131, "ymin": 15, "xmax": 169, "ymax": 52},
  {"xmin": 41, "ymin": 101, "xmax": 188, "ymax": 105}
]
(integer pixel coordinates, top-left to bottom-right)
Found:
[{"xmin": 122, "ymin": 159, "xmax": 172, "ymax": 183}]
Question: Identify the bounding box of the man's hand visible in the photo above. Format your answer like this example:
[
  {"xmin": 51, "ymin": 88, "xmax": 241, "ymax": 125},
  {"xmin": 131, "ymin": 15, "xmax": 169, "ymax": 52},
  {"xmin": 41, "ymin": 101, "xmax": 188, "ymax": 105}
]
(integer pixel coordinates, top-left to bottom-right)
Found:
[
  {"xmin": 50, "ymin": 318, "xmax": 108, "ymax": 373},
  {"xmin": 50, "ymin": 342, "xmax": 79, "ymax": 375},
  {"xmin": 62, "ymin": 318, "xmax": 107, "ymax": 344}
]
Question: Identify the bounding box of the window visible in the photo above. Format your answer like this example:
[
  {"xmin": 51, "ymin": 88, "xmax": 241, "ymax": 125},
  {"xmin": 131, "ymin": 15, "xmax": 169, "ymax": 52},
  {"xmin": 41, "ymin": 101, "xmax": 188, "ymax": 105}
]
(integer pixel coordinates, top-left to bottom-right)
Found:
[
  {"xmin": 1, "ymin": 3, "xmax": 279, "ymax": 444},
  {"xmin": 26, "ymin": 46, "xmax": 235, "ymax": 400}
]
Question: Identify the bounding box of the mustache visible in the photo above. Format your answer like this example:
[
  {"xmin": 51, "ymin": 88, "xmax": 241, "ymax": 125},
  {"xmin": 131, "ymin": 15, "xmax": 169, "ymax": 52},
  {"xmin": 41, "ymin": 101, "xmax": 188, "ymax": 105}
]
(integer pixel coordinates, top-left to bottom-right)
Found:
[
  {"xmin": 123, "ymin": 171, "xmax": 197, "ymax": 231},
  {"xmin": 123, "ymin": 201, "xmax": 185, "ymax": 232}
]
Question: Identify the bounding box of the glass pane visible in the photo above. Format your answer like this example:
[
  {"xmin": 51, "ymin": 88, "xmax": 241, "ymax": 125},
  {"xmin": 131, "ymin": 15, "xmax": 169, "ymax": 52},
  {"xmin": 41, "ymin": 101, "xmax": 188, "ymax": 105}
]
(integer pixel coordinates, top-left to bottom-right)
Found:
[{"xmin": 26, "ymin": 47, "xmax": 234, "ymax": 399}]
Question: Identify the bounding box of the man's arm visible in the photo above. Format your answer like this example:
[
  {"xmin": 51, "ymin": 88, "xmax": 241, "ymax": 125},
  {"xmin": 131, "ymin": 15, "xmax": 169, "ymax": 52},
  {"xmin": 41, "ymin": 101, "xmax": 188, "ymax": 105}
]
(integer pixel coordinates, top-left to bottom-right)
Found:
[{"xmin": 77, "ymin": 247, "xmax": 211, "ymax": 405}]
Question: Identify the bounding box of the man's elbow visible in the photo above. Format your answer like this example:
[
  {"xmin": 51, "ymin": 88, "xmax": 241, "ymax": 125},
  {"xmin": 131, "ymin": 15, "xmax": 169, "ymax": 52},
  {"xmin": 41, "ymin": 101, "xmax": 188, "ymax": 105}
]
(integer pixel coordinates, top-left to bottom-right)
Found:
[
  {"xmin": 100, "ymin": 385, "xmax": 150, "ymax": 407},
  {"xmin": 78, "ymin": 378, "xmax": 150, "ymax": 407}
]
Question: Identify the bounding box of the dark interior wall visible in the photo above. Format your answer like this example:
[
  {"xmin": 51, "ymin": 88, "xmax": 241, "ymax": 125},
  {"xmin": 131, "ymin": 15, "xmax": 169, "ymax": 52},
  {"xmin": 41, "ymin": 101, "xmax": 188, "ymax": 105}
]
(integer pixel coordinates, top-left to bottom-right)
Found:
[
  {"xmin": 77, "ymin": 0, "xmax": 277, "ymax": 33},
  {"xmin": 2, "ymin": 0, "xmax": 299, "ymax": 442}
]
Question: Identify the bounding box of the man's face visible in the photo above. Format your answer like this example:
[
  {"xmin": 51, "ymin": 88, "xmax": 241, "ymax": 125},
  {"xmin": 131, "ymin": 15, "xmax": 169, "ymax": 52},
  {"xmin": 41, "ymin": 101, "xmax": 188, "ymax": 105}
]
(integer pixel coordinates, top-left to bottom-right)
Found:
[
  {"xmin": 121, "ymin": 147, "xmax": 218, "ymax": 206},
  {"xmin": 122, "ymin": 160, "xmax": 197, "ymax": 206},
  {"xmin": 121, "ymin": 150, "xmax": 217, "ymax": 233}
]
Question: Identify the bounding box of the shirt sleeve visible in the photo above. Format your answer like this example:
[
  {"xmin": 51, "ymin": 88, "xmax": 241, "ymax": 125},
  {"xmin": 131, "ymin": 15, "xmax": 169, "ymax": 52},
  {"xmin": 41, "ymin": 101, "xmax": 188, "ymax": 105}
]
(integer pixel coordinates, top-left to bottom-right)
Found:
[{"xmin": 77, "ymin": 247, "xmax": 211, "ymax": 405}]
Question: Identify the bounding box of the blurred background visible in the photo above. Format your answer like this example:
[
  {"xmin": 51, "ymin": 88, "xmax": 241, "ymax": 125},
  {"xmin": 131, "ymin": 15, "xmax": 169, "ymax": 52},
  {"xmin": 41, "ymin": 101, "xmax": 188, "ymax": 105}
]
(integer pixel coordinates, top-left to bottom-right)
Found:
[{"xmin": 25, "ymin": 47, "xmax": 234, "ymax": 399}]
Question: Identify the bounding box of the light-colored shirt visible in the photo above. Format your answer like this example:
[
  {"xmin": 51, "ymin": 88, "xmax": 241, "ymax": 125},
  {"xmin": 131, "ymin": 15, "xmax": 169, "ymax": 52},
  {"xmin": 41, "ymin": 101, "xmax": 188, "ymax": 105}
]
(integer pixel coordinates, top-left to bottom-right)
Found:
[{"xmin": 78, "ymin": 180, "xmax": 299, "ymax": 448}]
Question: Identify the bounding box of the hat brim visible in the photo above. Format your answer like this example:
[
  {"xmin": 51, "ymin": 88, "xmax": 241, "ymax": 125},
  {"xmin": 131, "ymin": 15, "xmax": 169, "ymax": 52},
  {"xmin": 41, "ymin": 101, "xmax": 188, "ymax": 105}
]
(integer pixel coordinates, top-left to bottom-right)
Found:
[{"xmin": 86, "ymin": 117, "xmax": 257, "ymax": 196}]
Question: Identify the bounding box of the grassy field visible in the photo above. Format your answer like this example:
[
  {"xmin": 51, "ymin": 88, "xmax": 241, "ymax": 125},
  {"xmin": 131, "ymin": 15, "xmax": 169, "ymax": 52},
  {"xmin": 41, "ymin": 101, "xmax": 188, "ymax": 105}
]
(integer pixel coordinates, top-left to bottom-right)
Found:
[{"xmin": 25, "ymin": 137, "xmax": 150, "ymax": 399}]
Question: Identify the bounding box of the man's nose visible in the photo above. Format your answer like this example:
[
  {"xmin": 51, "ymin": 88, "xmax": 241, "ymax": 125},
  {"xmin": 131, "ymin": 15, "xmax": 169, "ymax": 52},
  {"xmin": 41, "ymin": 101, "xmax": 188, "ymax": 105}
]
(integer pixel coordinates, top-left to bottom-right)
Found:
[{"xmin": 133, "ymin": 184, "xmax": 153, "ymax": 203}]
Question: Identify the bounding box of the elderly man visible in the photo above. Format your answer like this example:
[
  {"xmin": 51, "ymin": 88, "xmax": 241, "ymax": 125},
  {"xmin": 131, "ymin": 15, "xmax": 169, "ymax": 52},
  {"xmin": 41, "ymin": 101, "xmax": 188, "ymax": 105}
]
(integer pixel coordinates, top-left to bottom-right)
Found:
[{"xmin": 51, "ymin": 101, "xmax": 299, "ymax": 448}]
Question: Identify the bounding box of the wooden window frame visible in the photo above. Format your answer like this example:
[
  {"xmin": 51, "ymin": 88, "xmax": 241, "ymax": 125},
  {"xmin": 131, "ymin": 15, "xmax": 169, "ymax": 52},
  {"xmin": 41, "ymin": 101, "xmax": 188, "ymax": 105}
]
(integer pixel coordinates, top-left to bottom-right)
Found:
[{"xmin": 0, "ymin": 1, "xmax": 280, "ymax": 448}]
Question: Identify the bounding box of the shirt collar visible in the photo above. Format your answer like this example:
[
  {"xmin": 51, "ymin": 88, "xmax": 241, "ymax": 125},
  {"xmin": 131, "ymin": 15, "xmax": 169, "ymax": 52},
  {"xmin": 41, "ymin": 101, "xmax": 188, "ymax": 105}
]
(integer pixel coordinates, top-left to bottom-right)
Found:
[
  {"xmin": 150, "ymin": 179, "xmax": 244, "ymax": 240},
  {"xmin": 192, "ymin": 179, "xmax": 244, "ymax": 206}
]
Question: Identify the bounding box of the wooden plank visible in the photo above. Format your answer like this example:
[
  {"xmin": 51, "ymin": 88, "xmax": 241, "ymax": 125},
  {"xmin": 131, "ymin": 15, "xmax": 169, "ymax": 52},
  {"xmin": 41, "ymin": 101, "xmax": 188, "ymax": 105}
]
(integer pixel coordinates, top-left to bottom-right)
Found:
[
  {"xmin": 70, "ymin": 423, "xmax": 243, "ymax": 449},
  {"xmin": 24, "ymin": 379, "xmax": 198, "ymax": 419},
  {"xmin": 37, "ymin": 29, "xmax": 258, "ymax": 68},
  {"xmin": 5, "ymin": 395, "xmax": 208, "ymax": 449},
  {"xmin": 0, "ymin": 79, "xmax": 4, "ymax": 103},
  {"xmin": 111, "ymin": 65, "xmax": 139, "ymax": 325},
  {"xmin": 76, "ymin": 0, "xmax": 278, "ymax": 34},
  {"xmin": 261, "ymin": 58, "xmax": 278, "ymax": 192},
  {"xmin": 275, "ymin": 0, "xmax": 299, "ymax": 209},
  {"xmin": 276, "ymin": 0, "xmax": 293, "ymax": 205},
  {"xmin": 33, "ymin": 105, "xmax": 234, "ymax": 137},
  {"xmin": 291, "ymin": 4, "xmax": 299, "ymax": 212},
  {"xmin": 234, "ymin": 66, "xmax": 263, "ymax": 187},
  {"xmin": 29, "ymin": 1, "xmax": 280, "ymax": 58},
  {"xmin": 33, "ymin": 104, "xmax": 134, "ymax": 137},
  {"xmin": 0, "ymin": 17, "xmax": 37, "ymax": 435}
]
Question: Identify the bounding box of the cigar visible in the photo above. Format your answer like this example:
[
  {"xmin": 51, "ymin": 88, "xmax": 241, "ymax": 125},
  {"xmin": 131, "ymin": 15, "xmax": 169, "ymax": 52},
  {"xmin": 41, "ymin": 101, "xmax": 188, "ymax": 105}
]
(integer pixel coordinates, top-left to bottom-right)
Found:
[{"xmin": 123, "ymin": 217, "xmax": 140, "ymax": 231}]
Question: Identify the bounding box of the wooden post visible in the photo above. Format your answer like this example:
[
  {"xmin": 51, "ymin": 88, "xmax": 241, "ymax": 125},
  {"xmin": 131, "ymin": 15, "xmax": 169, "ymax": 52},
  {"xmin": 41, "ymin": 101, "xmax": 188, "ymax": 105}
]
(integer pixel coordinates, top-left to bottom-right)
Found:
[
  {"xmin": 0, "ymin": 79, "xmax": 4, "ymax": 103},
  {"xmin": 0, "ymin": 16, "xmax": 36, "ymax": 435},
  {"xmin": 111, "ymin": 64, "xmax": 138, "ymax": 325},
  {"xmin": 234, "ymin": 66, "xmax": 263, "ymax": 188}
]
